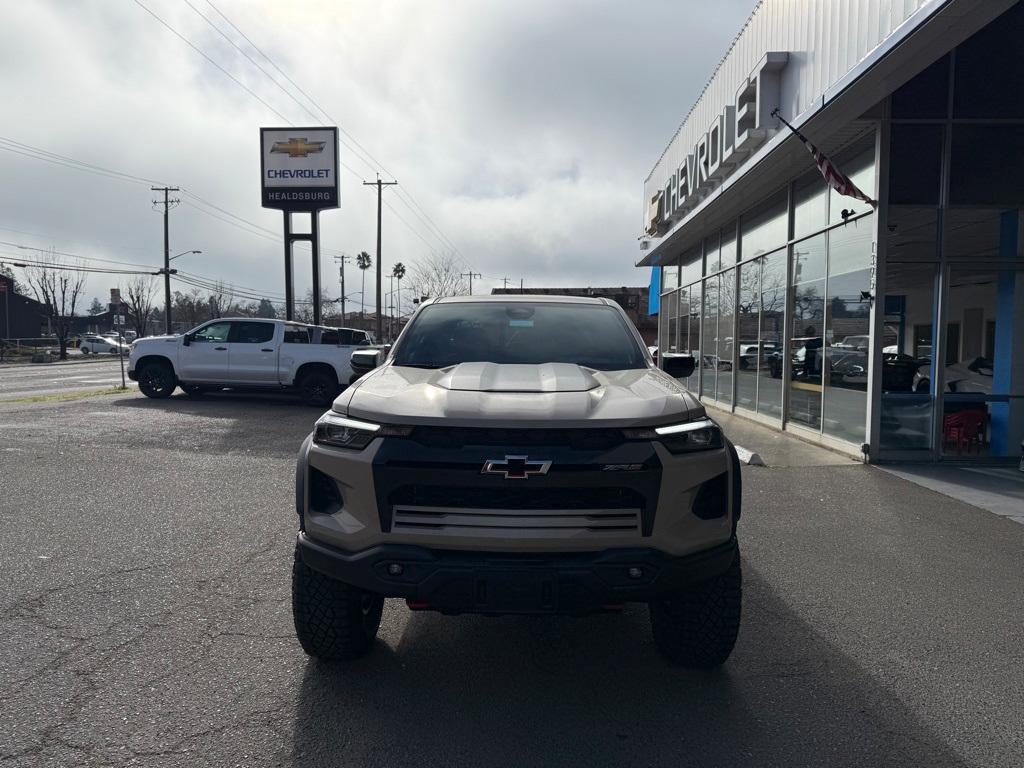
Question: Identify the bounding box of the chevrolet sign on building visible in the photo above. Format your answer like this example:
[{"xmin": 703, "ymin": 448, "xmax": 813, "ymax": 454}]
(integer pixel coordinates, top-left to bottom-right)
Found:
[{"xmin": 260, "ymin": 127, "xmax": 339, "ymax": 211}]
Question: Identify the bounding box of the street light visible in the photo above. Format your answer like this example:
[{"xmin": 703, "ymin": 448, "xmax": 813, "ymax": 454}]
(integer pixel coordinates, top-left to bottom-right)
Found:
[{"xmin": 160, "ymin": 250, "xmax": 200, "ymax": 333}]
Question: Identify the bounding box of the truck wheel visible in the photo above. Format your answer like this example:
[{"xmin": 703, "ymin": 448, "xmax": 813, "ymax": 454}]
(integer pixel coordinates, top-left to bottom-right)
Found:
[
  {"xmin": 649, "ymin": 548, "xmax": 742, "ymax": 668},
  {"xmin": 80, "ymin": 346, "xmax": 90, "ymax": 355},
  {"xmin": 298, "ymin": 370, "xmax": 339, "ymax": 407},
  {"xmin": 292, "ymin": 544, "xmax": 383, "ymax": 660},
  {"xmin": 137, "ymin": 360, "xmax": 176, "ymax": 399}
]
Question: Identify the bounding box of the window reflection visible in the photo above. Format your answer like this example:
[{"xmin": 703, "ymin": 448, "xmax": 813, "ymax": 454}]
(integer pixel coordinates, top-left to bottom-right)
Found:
[
  {"xmin": 880, "ymin": 262, "xmax": 937, "ymax": 451},
  {"xmin": 758, "ymin": 250, "xmax": 786, "ymax": 419},
  {"xmin": 718, "ymin": 269, "xmax": 735, "ymax": 404},
  {"xmin": 735, "ymin": 260, "xmax": 760, "ymax": 412},
  {"xmin": 788, "ymin": 235, "xmax": 826, "ymax": 429},
  {"xmin": 701, "ymin": 275, "xmax": 719, "ymax": 399}
]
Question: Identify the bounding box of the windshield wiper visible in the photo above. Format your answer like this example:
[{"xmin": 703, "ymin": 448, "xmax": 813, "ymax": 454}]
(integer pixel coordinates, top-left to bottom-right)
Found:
[{"xmin": 395, "ymin": 362, "xmax": 449, "ymax": 369}]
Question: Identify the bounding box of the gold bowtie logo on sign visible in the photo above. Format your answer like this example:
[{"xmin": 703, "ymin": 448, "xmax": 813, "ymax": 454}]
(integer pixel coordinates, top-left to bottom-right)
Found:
[{"xmin": 270, "ymin": 138, "xmax": 326, "ymax": 158}]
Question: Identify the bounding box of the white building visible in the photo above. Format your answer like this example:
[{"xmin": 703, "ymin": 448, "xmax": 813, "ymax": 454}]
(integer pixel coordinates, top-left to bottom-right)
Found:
[{"xmin": 640, "ymin": 0, "xmax": 1024, "ymax": 464}]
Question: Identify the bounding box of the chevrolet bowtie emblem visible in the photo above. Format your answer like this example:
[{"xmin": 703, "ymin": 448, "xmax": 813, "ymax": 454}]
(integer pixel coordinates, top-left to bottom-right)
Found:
[
  {"xmin": 270, "ymin": 137, "xmax": 326, "ymax": 157},
  {"xmin": 481, "ymin": 455, "xmax": 552, "ymax": 480}
]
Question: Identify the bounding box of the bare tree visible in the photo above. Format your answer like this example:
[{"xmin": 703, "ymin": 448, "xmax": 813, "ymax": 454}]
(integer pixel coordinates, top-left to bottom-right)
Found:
[
  {"xmin": 207, "ymin": 281, "xmax": 233, "ymax": 319},
  {"xmin": 23, "ymin": 251, "xmax": 86, "ymax": 360},
  {"xmin": 122, "ymin": 275, "xmax": 158, "ymax": 339},
  {"xmin": 295, "ymin": 289, "xmax": 335, "ymax": 324},
  {"xmin": 407, "ymin": 252, "xmax": 468, "ymax": 301},
  {"xmin": 172, "ymin": 288, "xmax": 207, "ymax": 329}
]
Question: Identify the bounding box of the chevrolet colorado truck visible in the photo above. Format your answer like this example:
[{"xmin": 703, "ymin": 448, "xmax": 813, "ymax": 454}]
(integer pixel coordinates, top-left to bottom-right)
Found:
[
  {"xmin": 128, "ymin": 318, "xmax": 372, "ymax": 406},
  {"xmin": 292, "ymin": 296, "xmax": 742, "ymax": 667}
]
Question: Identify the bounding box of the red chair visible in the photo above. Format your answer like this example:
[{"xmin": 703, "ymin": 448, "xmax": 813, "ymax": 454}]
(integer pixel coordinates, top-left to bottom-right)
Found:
[{"xmin": 942, "ymin": 409, "xmax": 986, "ymax": 454}]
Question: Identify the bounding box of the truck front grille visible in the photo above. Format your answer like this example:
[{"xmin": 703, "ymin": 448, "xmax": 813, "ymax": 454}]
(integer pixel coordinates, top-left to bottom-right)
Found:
[
  {"xmin": 407, "ymin": 427, "xmax": 625, "ymax": 451},
  {"xmin": 389, "ymin": 485, "xmax": 643, "ymax": 538}
]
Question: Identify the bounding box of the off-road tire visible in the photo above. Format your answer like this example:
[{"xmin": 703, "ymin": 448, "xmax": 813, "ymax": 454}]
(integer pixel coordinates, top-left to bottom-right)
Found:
[
  {"xmin": 292, "ymin": 544, "xmax": 383, "ymax": 660},
  {"xmin": 298, "ymin": 370, "xmax": 339, "ymax": 408},
  {"xmin": 180, "ymin": 384, "xmax": 206, "ymax": 398},
  {"xmin": 137, "ymin": 360, "xmax": 176, "ymax": 399},
  {"xmin": 649, "ymin": 548, "xmax": 742, "ymax": 668}
]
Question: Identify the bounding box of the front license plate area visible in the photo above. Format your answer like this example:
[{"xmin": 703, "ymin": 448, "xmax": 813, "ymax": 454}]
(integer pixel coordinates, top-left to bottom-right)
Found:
[{"xmin": 479, "ymin": 570, "xmax": 556, "ymax": 613}]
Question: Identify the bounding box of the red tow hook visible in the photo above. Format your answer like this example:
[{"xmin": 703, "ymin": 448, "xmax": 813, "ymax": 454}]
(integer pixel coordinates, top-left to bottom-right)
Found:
[{"xmin": 405, "ymin": 599, "xmax": 429, "ymax": 611}]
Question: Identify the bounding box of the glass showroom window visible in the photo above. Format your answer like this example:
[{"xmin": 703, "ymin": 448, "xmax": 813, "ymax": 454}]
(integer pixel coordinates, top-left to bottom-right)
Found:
[
  {"xmin": 822, "ymin": 217, "xmax": 874, "ymax": 445},
  {"xmin": 720, "ymin": 223, "xmax": 738, "ymax": 265},
  {"xmin": 758, "ymin": 249, "xmax": 787, "ymax": 419},
  {"xmin": 663, "ymin": 288, "xmax": 679, "ymax": 353},
  {"xmin": 741, "ymin": 191, "xmax": 788, "ymax": 260},
  {"xmin": 678, "ymin": 285, "xmax": 699, "ymax": 390},
  {"xmin": 701, "ymin": 275, "xmax": 719, "ymax": 399},
  {"xmin": 717, "ymin": 268, "xmax": 736, "ymax": 404},
  {"xmin": 788, "ymin": 234, "xmax": 827, "ymax": 430},
  {"xmin": 735, "ymin": 259, "xmax": 760, "ymax": 412},
  {"xmin": 686, "ymin": 281, "xmax": 702, "ymax": 390},
  {"xmin": 704, "ymin": 232, "xmax": 721, "ymax": 275},
  {"xmin": 880, "ymin": 260, "xmax": 938, "ymax": 451}
]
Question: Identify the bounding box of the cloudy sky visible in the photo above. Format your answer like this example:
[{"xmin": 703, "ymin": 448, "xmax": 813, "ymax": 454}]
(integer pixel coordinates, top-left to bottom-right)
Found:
[{"xmin": 0, "ymin": 0, "xmax": 753, "ymax": 314}]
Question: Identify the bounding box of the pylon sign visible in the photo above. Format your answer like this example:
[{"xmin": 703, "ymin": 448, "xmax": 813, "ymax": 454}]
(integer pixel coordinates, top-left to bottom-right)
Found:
[{"xmin": 260, "ymin": 127, "xmax": 339, "ymax": 211}]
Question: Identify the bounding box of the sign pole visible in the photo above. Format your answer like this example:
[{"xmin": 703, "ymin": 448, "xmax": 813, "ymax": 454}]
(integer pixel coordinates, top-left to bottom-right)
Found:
[
  {"xmin": 115, "ymin": 315, "xmax": 126, "ymax": 389},
  {"xmin": 311, "ymin": 212, "xmax": 321, "ymax": 325},
  {"xmin": 283, "ymin": 211, "xmax": 295, "ymax": 321}
]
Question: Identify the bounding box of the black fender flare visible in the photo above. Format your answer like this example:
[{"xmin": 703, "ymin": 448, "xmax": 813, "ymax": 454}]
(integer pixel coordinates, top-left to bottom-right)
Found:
[{"xmin": 295, "ymin": 433, "xmax": 313, "ymax": 528}]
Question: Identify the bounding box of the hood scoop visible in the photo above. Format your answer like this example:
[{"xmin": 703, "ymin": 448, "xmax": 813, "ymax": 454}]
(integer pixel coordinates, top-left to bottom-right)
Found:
[{"xmin": 435, "ymin": 362, "xmax": 599, "ymax": 393}]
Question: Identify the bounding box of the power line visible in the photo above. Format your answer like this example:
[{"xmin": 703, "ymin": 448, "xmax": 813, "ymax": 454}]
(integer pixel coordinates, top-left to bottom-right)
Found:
[
  {"xmin": 181, "ymin": 0, "xmax": 324, "ymax": 125},
  {"xmin": 131, "ymin": 0, "xmax": 293, "ymax": 124}
]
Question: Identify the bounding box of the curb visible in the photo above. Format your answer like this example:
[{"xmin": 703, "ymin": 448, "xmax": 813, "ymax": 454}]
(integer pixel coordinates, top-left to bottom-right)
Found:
[{"xmin": 735, "ymin": 446, "xmax": 765, "ymax": 466}]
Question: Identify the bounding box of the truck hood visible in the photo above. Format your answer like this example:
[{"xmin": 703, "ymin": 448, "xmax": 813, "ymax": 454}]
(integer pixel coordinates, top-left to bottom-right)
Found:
[{"xmin": 335, "ymin": 362, "xmax": 703, "ymax": 428}]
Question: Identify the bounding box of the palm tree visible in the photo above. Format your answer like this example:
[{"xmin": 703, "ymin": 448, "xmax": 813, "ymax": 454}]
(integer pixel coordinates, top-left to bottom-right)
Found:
[
  {"xmin": 392, "ymin": 262, "xmax": 406, "ymax": 330},
  {"xmin": 356, "ymin": 251, "xmax": 372, "ymax": 317}
]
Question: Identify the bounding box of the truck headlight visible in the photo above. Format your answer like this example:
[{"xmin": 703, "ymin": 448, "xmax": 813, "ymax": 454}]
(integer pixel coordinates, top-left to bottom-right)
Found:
[
  {"xmin": 313, "ymin": 413, "xmax": 411, "ymax": 450},
  {"xmin": 624, "ymin": 419, "xmax": 723, "ymax": 454}
]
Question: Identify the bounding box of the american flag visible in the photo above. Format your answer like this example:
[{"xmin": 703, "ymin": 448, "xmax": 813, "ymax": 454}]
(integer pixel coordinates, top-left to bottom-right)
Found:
[{"xmin": 772, "ymin": 109, "xmax": 876, "ymax": 206}]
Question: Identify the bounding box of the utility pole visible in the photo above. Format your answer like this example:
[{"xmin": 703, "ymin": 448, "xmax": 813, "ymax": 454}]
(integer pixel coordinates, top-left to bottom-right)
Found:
[
  {"xmin": 501, "ymin": 276, "xmax": 510, "ymax": 290},
  {"xmin": 333, "ymin": 254, "xmax": 351, "ymax": 322},
  {"xmin": 520, "ymin": 278, "xmax": 524, "ymax": 294},
  {"xmin": 461, "ymin": 271, "xmax": 482, "ymax": 295},
  {"xmin": 152, "ymin": 187, "xmax": 180, "ymax": 334},
  {"xmin": 363, "ymin": 175, "xmax": 397, "ymax": 343}
]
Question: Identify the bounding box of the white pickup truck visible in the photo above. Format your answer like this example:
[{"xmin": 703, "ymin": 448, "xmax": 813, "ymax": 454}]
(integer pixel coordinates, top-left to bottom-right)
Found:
[{"xmin": 128, "ymin": 318, "xmax": 372, "ymax": 406}]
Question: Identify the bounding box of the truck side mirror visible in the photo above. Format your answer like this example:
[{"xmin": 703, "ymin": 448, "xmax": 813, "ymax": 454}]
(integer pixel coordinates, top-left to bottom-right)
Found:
[
  {"xmin": 182, "ymin": 333, "xmax": 192, "ymax": 347},
  {"xmin": 350, "ymin": 348, "xmax": 382, "ymax": 377},
  {"xmin": 662, "ymin": 353, "xmax": 695, "ymax": 379}
]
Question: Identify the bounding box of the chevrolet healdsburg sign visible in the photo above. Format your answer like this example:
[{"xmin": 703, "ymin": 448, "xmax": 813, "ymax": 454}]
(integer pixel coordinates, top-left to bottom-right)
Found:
[
  {"xmin": 260, "ymin": 127, "xmax": 340, "ymax": 211},
  {"xmin": 647, "ymin": 53, "xmax": 788, "ymax": 236}
]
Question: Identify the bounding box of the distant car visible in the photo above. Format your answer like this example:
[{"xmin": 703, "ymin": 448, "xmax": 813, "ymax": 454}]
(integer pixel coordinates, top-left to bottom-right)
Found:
[
  {"xmin": 80, "ymin": 335, "xmax": 130, "ymax": 355},
  {"xmin": 914, "ymin": 357, "xmax": 994, "ymax": 394},
  {"xmin": 737, "ymin": 342, "xmax": 778, "ymax": 370},
  {"xmin": 834, "ymin": 335, "xmax": 870, "ymax": 351}
]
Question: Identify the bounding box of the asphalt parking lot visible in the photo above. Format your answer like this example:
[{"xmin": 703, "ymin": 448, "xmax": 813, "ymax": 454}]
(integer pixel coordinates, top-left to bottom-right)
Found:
[{"xmin": 1, "ymin": 388, "xmax": 1022, "ymax": 767}]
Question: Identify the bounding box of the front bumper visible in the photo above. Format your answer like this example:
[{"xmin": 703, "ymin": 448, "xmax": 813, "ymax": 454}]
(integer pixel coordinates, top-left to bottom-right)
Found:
[{"xmin": 296, "ymin": 531, "xmax": 738, "ymax": 615}]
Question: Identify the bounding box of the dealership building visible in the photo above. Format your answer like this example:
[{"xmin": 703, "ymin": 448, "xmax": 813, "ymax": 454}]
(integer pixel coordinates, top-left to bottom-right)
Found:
[{"xmin": 640, "ymin": 0, "xmax": 1023, "ymax": 463}]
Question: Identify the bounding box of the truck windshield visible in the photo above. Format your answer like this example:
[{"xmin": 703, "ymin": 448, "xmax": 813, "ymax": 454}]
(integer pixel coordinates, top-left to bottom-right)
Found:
[{"xmin": 392, "ymin": 302, "xmax": 646, "ymax": 370}]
